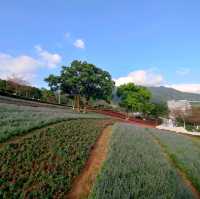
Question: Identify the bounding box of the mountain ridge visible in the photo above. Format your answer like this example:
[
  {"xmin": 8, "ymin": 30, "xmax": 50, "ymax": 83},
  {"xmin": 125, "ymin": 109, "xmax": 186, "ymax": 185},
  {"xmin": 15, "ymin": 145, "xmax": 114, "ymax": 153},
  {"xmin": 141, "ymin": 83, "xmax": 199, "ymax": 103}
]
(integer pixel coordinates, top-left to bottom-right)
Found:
[{"xmin": 148, "ymin": 86, "xmax": 200, "ymax": 103}]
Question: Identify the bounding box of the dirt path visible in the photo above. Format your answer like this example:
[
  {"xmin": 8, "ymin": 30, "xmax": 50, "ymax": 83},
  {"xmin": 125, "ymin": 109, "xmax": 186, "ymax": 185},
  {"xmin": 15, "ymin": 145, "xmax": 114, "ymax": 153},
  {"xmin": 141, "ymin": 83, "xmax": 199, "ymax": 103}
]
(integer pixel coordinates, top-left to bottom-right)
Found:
[
  {"xmin": 67, "ymin": 125, "xmax": 113, "ymax": 199},
  {"xmin": 150, "ymin": 133, "xmax": 200, "ymax": 199}
]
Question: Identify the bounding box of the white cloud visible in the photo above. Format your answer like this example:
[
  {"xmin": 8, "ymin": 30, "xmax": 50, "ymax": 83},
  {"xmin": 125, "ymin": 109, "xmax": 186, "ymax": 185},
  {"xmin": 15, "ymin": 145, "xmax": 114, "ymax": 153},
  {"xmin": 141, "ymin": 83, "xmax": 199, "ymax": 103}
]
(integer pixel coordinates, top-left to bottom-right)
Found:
[
  {"xmin": 176, "ymin": 67, "xmax": 191, "ymax": 76},
  {"xmin": 35, "ymin": 45, "xmax": 62, "ymax": 68},
  {"xmin": 73, "ymin": 39, "xmax": 85, "ymax": 49},
  {"xmin": 0, "ymin": 46, "xmax": 62, "ymax": 84},
  {"xmin": 114, "ymin": 69, "xmax": 200, "ymax": 94},
  {"xmin": 0, "ymin": 53, "xmax": 40, "ymax": 82},
  {"xmin": 167, "ymin": 84, "xmax": 200, "ymax": 94},
  {"xmin": 114, "ymin": 70, "xmax": 164, "ymax": 87}
]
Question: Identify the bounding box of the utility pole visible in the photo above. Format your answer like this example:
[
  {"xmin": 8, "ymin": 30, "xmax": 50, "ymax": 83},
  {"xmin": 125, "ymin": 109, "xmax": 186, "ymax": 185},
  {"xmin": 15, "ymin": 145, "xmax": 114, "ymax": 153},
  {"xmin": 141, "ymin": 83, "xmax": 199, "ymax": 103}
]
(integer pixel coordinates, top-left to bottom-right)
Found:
[{"xmin": 58, "ymin": 83, "xmax": 61, "ymax": 105}]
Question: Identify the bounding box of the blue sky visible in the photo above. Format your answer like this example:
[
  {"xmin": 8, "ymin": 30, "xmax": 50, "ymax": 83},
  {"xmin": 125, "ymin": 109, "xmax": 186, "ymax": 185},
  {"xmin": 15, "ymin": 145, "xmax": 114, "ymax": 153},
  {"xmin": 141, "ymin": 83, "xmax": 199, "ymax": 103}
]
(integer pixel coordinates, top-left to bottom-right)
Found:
[{"xmin": 1, "ymin": 0, "xmax": 200, "ymax": 93}]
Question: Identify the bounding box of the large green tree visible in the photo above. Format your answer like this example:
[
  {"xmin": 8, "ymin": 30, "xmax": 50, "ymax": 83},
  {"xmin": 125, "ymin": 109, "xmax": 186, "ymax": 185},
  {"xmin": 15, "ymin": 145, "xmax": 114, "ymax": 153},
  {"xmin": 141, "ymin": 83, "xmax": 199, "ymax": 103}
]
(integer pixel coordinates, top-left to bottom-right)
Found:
[
  {"xmin": 45, "ymin": 60, "xmax": 114, "ymax": 111},
  {"xmin": 117, "ymin": 83, "xmax": 152, "ymax": 118}
]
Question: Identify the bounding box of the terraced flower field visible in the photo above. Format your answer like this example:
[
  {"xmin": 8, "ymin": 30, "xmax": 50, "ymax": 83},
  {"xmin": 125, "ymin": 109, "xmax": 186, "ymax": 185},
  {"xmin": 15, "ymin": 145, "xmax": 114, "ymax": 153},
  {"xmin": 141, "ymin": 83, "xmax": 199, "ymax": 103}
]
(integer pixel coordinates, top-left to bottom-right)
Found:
[
  {"xmin": 89, "ymin": 123, "xmax": 200, "ymax": 199},
  {"xmin": 0, "ymin": 103, "xmax": 107, "ymax": 142},
  {"xmin": 0, "ymin": 119, "xmax": 112, "ymax": 198},
  {"xmin": 2, "ymin": 102, "xmax": 200, "ymax": 199},
  {"xmin": 151, "ymin": 129, "xmax": 200, "ymax": 193}
]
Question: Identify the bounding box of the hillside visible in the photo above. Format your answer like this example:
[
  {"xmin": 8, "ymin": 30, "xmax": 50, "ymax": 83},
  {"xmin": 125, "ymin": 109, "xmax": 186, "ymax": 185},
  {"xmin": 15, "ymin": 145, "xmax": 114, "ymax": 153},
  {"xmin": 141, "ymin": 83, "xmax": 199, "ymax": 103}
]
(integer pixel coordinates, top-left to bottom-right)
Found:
[
  {"xmin": 148, "ymin": 86, "xmax": 200, "ymax": 103},
  {"xmin": 112, "ymin": 86, "xmax": 200, "ymax": 105}
]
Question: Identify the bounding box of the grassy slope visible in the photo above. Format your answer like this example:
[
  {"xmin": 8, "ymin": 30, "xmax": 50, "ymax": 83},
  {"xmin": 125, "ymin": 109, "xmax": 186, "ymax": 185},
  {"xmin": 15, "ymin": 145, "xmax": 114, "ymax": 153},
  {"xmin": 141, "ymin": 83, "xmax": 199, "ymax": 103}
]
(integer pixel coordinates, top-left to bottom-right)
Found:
[
  {"xmin": 0, "ymin": 103, "xmax": 107, "ymax": 142},
  {"xmin": 89, "ymin": 123, "xmax": 193, "ymax": 199},
  {"xmin": 0, "ymin": 119, "xmax": 112, "ymax": 199}
]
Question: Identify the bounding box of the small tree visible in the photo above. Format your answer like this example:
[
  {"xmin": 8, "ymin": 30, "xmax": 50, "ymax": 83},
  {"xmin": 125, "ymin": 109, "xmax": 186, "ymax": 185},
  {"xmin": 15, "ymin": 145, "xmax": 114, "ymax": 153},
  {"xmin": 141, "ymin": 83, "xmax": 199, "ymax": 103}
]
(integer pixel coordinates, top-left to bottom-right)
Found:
[
  {"xmin": 0, "ymin": 79, "xmax": 6, "ymax": 92},
  {"xmin": 41, "ymin": 88, "xmax": 57, "ymax": 103},
  {"xmin": 168, "ymin": 100, "xmax": 192, "ymax": 128},
  {"xmin": 6, "ymin": 75, "xmax": 30, "ymax": 96},
  {"xmin": 117, "ymin": 83, "xmax": 151, "ymax": 119},
  {"xmin": 149, "ymin": 103, "xmax": 169, "ymax": 124}
]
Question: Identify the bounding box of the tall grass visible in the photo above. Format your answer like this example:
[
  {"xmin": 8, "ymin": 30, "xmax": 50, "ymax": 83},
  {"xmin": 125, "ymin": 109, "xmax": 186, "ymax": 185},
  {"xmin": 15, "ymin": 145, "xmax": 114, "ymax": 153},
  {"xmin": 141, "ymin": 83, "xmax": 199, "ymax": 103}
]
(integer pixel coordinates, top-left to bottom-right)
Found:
[{"xmin": 89, "ymin": 123, "xmax": 193, "ymax": 199}]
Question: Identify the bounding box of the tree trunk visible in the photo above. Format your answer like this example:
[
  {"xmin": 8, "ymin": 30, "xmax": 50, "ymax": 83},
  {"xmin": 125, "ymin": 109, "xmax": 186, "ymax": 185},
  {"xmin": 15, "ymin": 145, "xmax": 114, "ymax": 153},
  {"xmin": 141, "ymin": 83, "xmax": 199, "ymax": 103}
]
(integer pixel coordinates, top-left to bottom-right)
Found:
[
  {"xmin": 83, "ymin": 99, "xmax": 88, "ymax": 114},
  {"xmin": 72, "ymin": 97, "xmax": 75, "ymax": 110},
  {"xmin": 183, "ymin": 117, "xmax": 186, "ymax": 129},
  {"xmin": 156, "ymin": 119, "xmax": 158, "ymax": 126},
  {"xmin": 126, "ymin": 110, "xmax": 129, "ymax": 120},
  {"xmin": 75, "ymin": 95, "xmax": 80, "ymax": 112}
]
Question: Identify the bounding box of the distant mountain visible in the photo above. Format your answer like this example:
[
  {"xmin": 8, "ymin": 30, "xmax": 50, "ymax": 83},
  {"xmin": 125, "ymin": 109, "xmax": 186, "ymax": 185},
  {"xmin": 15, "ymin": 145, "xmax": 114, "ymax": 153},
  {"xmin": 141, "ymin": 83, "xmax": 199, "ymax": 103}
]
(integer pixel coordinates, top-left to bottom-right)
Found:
[
  {"xmin": 112, "ymin": 86, "xmax": 200, "ymax": 105},
  {"xmin": 148, "ymin": 86, "xmax": 200, "ymax": 103}
]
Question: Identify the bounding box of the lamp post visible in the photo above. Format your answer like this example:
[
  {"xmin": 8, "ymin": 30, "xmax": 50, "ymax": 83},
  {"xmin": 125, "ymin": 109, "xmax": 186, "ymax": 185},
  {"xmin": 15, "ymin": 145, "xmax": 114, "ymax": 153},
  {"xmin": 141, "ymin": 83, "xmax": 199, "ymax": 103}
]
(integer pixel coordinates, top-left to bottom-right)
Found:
[{"xmin": 58, "ymin": 83, "xmax": 61, "ymax": 105}]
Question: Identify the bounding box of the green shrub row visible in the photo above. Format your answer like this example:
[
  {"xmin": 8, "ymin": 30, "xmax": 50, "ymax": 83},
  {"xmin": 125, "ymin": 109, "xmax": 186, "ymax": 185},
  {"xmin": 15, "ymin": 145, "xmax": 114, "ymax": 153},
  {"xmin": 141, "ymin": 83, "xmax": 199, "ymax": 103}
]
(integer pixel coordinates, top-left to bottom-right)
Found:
[
  {"xmin": 89, "ymin": 123, "xmax": 194, "ymax": 199},
  {"xmin": 0, "ymin": 103, "xmax": 107, "ymax": 142},
  {"xmin": 151, "ymin": 129, "xmax": 200, "ymax": 192},
  {"xmin": 0, "ymin": 119, "xmax": 111, "ymax": 199}
]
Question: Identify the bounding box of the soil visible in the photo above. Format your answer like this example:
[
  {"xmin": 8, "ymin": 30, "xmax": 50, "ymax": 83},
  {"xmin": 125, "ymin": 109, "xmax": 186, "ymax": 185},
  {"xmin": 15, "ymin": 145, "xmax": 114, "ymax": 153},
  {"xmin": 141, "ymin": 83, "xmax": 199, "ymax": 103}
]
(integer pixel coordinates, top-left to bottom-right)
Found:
[
  {"xmin": 67, "ymin": 125, "xmax": 113, "ymax": 199},
  {"xmin": 92, "ymin": 109, "xmax": 157, "ymax": 128}
]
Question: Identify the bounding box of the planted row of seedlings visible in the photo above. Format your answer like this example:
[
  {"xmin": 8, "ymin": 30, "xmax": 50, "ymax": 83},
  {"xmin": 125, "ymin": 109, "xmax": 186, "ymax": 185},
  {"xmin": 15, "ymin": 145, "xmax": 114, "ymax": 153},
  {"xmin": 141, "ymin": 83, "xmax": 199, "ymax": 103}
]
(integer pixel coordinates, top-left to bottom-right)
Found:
[
  {"xmin": 89, "ymin": 123, "xmax": 195, "ymax": 199},
  {"xmin": 150, "ymin": 129, "xmax": 200, "ymax": 193},
  {"xmin": 0, "ymin": 103, "xmax": 106, "ymax": 142},
  {"xmin": 0, "ymin": 119, "xmax": 112, "ymax": 199}
]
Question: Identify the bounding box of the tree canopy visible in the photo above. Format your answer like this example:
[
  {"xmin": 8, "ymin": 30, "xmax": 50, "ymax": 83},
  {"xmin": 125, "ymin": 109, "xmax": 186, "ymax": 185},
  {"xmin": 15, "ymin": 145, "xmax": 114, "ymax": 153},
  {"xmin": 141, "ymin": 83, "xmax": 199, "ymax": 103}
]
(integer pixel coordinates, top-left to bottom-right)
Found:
[
  {"xmin": 117, "ymin": 83, "xmax": 151, "ymax": 114},
  {"xmin": 0, "ymin": 78, "xmax": 42, "ymax": 100},
  {"xmin": 45, "ymin": 60, "xmax": 114, "ymax": 110},
  {"xmin": 44, "ymin": 75, "xmax": 60, "ymax": 92},
  {"xmin": 149, "ymin": 103, "xmax": 169, "ymax": 119}
]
